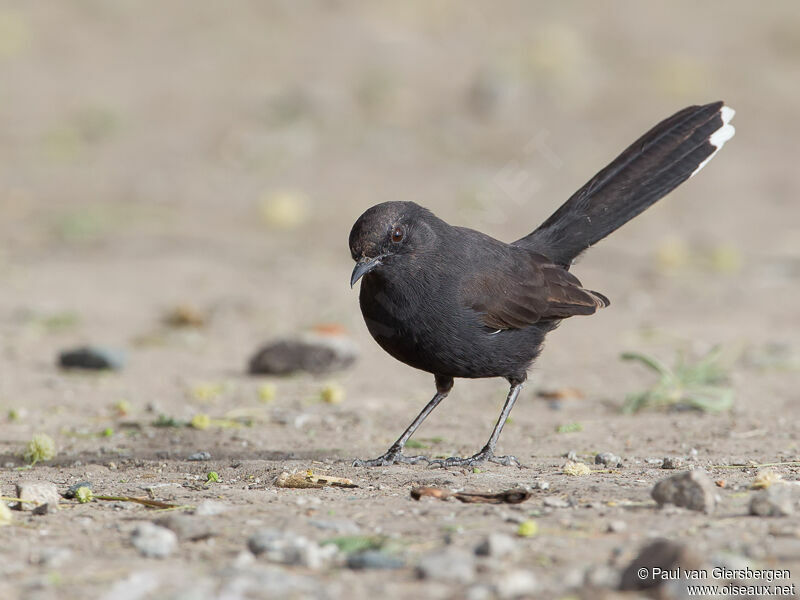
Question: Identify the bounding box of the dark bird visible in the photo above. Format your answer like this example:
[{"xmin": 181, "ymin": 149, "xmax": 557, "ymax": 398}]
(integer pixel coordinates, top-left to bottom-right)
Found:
[{"xmin": 348, "ymin": 102, "xmax": 735, "ymax": 467}]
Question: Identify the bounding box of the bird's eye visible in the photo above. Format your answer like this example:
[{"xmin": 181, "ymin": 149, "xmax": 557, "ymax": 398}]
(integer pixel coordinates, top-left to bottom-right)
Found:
[{"xmin": 391, "ymin": 226, "xmax": 404, "ymax": 243}]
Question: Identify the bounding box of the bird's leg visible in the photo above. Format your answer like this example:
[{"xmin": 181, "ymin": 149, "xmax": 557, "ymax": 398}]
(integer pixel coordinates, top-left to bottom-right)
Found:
[
  {"xmin": 429, "ymin": 381, "xmax": 524, "ymax": 468},
  {"xmin": 352, "ymin": 375, "xmax": 453, "ymax": 467}
]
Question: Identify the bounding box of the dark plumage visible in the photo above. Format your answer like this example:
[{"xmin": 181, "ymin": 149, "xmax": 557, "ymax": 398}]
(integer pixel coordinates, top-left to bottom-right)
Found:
[{"xmin": 349, "ymin": 102, "xmax": 735, "ymax": 467}]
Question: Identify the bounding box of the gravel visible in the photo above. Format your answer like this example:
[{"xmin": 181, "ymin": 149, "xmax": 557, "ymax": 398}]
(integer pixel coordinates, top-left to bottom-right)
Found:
[
  {"xmin": 187, "ymin": 451, "xmax": 212, "ymax": 461},
  {"xmin": 475, "ymin": 533, "xmax": 517, "ymax": 558},
  {"xmin": 58, "ymin": 346, "xmax": 126, "ymax": 370},
  {"xmin": 346, "ymin": 550, "xmax": 405, "ymax": 570},
  {"xmin": 416, "ymin": 547, "xmax": 476, "ymax": 584},
  {"xmin": 651, "ymin": 470, "xmax": 717, "ymax": 513},
  {"xmin": 130, "ymin": 522, "xmax": 178, "ymax": 558},
  {"xmin": 248, "ymin": 333, "xmax": 358, "ymax": 375},
  {"xmin": 595, "ymin": 452, "xmax": 622, "ymax": 467},
  {"xmin": 247, "ymin": 529, "xmax": 338, "ymax": 569},
  {"xmin": 15, "ymin": 481, "xmax": 60, "ymax": 512},
  {"xmin": 662, "ymin": 456, "xmax": 684, "ymax": 469},
  {"xmin": 155, "ymin": 514, "xmax": 215, "ymax": 541},
  {"xmin": 63, "ymin": 481, "xmax": 93, "ymax": 499},
  {"xmin": 749, "ymin": 485, "xmax": 795, "ymax": 517}
]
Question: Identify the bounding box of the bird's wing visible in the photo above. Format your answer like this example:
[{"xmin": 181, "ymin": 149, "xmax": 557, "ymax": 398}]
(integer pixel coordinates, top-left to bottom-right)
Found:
[{"xmin": 462, "ymin": 252, "xmax": 610, "ymax": 330}]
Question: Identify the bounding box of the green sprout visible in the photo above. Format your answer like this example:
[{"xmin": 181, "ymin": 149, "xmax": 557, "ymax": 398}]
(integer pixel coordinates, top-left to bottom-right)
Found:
[
  {"xmin": 23, "ymin": 433, "xmax": 56, "ymax": 466},
  {"xmin": 621, "ymin": 347, "xmax": 734, "ymax": 413},
  {"xmin": 207, "ymin": 471, "xmax": 220, "ymax": 483}
]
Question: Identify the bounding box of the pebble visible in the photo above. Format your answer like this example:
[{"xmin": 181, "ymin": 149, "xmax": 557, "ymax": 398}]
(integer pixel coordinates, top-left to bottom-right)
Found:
[
  {"xmin": 749, "ymin": 485, "xmax": 795, "ymax": 517},
  {"xmin": 606, "ymin": 520, "xmax": 627, "ymax": 533},
  {"xmin": 620, "ymin": 539, "xmax": 702, "ymax": 590},
  {"xmin": 416, "ymin": 548, "xmax": 476, "ymax": 584},
  {"xmin": 530, "ymin": 480, "xmax": 550, "ymax": 491},
  {"xmin": 63, "ymin": 481, "xmax": 92, "ymax": 499},
  {"xmin": 466, "ymin": 584, "xmax": 494, "ymax": 600},
  {"xmin": 187, "ymin": 451, "xmax": 211, "ymax": 461},
  {"xmin": 475, "ymin": 533, "xmax": 517, "ymax": 558},
  {"xmin": 495, "ymin": 570, "xmax": 538, "ymax": 599},
  {"xmin": 595, "ymin": 452, "xmax": 622, "ymax": 467},
  {"xmin": 194, "ymin": 500, "xmax": 228, "ymax": 516},
  {"xmin": 662, "ymin": 456, "xmax": 684, "ymax": 469},
  {"xmin": 33, "ymin": 547, "xmax": 72, "ymax": 567},
  {"xmin": 155, "ymin": 514, "xmax": 214, "ymax": 541},
  {"xmin": 218, "ymin": 566, "xmax": 322, "ymax": 599},
  {"xmin": 248, "ymin": 333, "xmax": 358, "ymax": 375},
  {"xmin": 651, "ymin": 470, "xmax": 717, "ymax": 513},
  {"xmin": 584, "ymin": 565, "xmax": 620, "ymax": 588},
  {"xmin": 58, "ymin": 346, "xmax": 126, "ymax": 371},
  {"xmin": 542, "ymin": 496, "xmax": 571, "ymax": 509},
  {"xmin": 131, "ymin": 522, "xmax": 178, "ymax": 558},
  {"xmin": 15, "ymin": 481, "xmax": 60, "ymax": 512},
  {"xmin": 346, "ymin": 550, "xmax": 405, "ymax": 570},
  {"xmin": 247, "ymin": 529, "xmax": 337, "ymax": 569},
  {"xmin": 308, "ymin": 519, "xmax": 360, "ymax": 534}
]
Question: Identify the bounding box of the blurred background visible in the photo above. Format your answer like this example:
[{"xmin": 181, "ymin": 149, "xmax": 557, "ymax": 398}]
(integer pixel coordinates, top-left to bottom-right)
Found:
[
  {"xmin": 1, "ymin": 0, "xmax": 799, "ymax": 421},
  {"xmin": 3, "ymin": 5, "xmax": 800, "ymax": 596}
]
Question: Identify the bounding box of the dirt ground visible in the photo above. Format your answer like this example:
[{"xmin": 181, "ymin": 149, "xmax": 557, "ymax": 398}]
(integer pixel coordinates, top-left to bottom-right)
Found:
[{"xmin": 2, "ymin": 2, "xmax": 800, "ymax": 599}]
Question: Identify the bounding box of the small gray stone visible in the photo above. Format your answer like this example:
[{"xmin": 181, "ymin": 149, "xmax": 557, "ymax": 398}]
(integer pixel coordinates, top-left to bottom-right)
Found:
[
  {"xmin": 595, "ymin": 452, "xmax": 622, "ymax": 467},
  {"xmin": 530, "ymin": 480, "xmax": 550, "ymax": 491},
  {"xmin": 248, "ymin": 333, "xmax": 358, "ymax": 375},
  {"xmin": 662, "ymin": 456, "xmax": 683, "ymax": 470},
  {"xmin": 131, "ymin": 522, "xmax": 178, "ymax": 558},
  {"xmin": 247, "ymin": 529, "xmax": 282, "ymax": 555},
  {"xmin": 416, "ymin": 548, "xmax": 475, "ymax": 584},
  {"xmin": 34, "ymin": 547, "xmax": 72, "ymax": 567},
  {"xmin": 308, "ymin": 519, "xmax": 360, "ymax": 534},
  {"xmin": 247, "ymin": 530, "xmax": 337, "ymax": 569},
  {"xmin": 651, "ymin": 470, "xmax": 717, "ymax": 513},
  {"xmin": 32, "ymin": 503, "xmax": 52, "ymax": 515},
  {"xmin": 187, "ymin": 451, "xmax": 211, "ymax": 461},
  {"xmin": 620, "ymin": 539, "xmax": 702, "ymax": 590},
  {"xmin": 466, "ymin": 584, "xmax": 494, "ymax": 600},
  {"xmin": 218, "ymin": 566, "xmax": 322, "ymax": 599},
  {"xmin": 475, "ymin": 533, "xmax": 517, "ymax": 558},
  {"xmin": 194, "ymin": 500, "xmax": 227, "ymax": 516},
  {"xmin": 155, "ymin": 514, "xmax": 214, "ymax": 541},
  {"xmin": 495, "ymin": 570, "xmax": 538, "ymax": 599},
  {"xmin": 749, "ymin": 486, "xmax": 795, "ymax": 517},
  {"xmin": 346, "ymin": 550, "xmax": 405, "ymax": 570},
  {"xmin": 543, "ymin": 496, "xmax": 571, "ymax": 509},
  {"xmin": 63, "ymin": 481, "xmax": 92, "ymax": 499},
  {"xmin": 606, "ymin": 520, "xmax": 627, "ymax": 533},
  {"xmin": 58, "ymin": 346, "xmax": 126, "ymax": 371},
  {"xmin": 15, "ymin": 481, "xmax": 60, "ymax": 512}
]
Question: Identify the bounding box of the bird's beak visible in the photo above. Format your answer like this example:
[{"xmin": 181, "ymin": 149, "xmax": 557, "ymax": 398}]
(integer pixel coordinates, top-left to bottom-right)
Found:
[{"xmin": 350, "ymin": 255, "xmax": 384, "ymax": 288}]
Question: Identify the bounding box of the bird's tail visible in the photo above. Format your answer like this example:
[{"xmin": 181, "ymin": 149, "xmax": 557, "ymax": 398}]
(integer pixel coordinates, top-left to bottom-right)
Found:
[{"xmin": 515, "ymin": 101, "xmax": 735, "ymax": 266}]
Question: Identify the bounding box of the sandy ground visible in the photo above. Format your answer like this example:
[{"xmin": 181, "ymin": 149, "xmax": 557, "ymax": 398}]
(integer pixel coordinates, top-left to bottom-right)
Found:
[{"xmin": 1, "ymin": 2, "xmax": 800, "ymax": 599}]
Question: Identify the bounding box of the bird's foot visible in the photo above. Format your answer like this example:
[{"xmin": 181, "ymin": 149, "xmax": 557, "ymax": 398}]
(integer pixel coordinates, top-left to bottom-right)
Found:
[
  {"xmin": 352, "ymin": 448, "xmax": 429, "ymax": 467},
  {"xmin": 429, "ymin": 449, "xmax": 521, "ymax": 469}
]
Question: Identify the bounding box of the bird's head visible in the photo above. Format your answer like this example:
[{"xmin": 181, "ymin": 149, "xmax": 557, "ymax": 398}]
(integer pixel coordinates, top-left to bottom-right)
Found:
[{"xmin": 348, "ymin": 201, "xmax": 438, "ymax": 287}]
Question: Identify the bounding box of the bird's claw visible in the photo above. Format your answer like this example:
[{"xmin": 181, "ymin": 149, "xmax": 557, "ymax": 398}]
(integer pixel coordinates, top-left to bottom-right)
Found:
[
  {"xmin": 429, "ymin": 450, "xmax": 521, "ymax": 469},
  {"xmin": 352, "ymin": 449, "xmax": 430, "ymax": 467}
]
